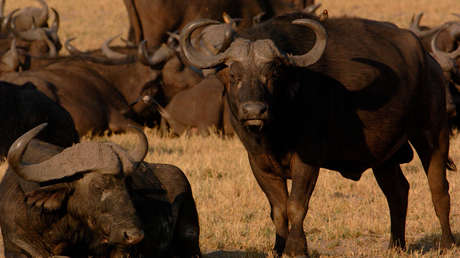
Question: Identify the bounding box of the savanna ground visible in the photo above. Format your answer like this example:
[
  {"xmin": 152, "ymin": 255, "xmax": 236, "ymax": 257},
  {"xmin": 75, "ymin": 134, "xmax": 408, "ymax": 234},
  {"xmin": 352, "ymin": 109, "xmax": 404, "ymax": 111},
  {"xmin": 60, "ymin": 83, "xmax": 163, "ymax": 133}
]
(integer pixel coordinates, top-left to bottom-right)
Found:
[{"xmin": 1, "ymin": 0, "xmax": 460, "ymax": 257}]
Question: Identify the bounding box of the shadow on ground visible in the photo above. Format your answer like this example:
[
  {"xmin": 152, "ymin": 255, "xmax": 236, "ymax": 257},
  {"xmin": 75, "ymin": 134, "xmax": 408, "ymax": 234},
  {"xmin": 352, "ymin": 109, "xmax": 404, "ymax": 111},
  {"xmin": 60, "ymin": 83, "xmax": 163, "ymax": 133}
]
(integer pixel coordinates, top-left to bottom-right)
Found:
[
  {"xmin": 408, "ymin": 233, "xmax": 460, "ymax": 254},
  {"xmin": 204, "ymin": 250, "xmax": 266, "ymax": 258}
]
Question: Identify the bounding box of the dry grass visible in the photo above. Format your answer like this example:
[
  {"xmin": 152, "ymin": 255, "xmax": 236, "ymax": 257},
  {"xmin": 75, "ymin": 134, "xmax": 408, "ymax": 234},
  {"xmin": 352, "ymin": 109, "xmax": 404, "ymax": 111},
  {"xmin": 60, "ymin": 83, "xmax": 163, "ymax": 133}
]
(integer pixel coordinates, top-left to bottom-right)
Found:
[
  {"xmin": 1, "ymin": 0, "xmax": 460, "ymax": 257},
  {"xmin": 1, "ymin": 130, "xmax": 460, "ymax": 257}
]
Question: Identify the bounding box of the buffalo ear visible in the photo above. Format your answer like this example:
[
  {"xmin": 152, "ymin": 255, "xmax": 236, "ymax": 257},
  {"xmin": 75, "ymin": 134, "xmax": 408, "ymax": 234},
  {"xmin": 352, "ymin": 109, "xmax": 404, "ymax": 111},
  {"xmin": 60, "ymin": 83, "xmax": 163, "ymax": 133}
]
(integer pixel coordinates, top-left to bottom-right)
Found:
[{"xmin": 25, "ymin": 184, "xmax": 72, "ymax": 211}]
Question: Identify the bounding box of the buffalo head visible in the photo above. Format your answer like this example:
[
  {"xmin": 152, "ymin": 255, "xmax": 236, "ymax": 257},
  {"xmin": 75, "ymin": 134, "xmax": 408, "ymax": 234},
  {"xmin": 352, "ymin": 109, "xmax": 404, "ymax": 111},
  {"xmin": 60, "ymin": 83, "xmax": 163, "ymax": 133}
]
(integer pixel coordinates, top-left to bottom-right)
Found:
[
  {"xmin": 180, "ymin": 17, "xmax": 327, "ymax": 132},
  {"xmin": 431, "ymin": 31, "xmax": 460, "ymax": 85},
  {"xmin": 7, "ymin": 123, "xmax": 148, "ymax": 246}
]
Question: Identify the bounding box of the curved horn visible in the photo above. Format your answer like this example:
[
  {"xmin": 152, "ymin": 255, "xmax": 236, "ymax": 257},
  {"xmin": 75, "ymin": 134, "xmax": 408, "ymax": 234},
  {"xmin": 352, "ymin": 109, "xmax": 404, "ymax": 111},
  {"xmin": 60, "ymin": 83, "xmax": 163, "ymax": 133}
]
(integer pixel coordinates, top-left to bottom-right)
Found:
[
  {"xmin": 126, "ymin": 126, "xmax": 148, "ymax": 163},
  {"xmin": 180, "ymin": 19, "xmax": 230, "ymax": 69},
  {"xmin": 286, "ymin": 19, "xmax": 327, "ymax": 67},
  {"xmin": 121, "ymin": 37, "xmax": 136, "ymax": 47},
  {"xmin": 431, "ymin": 30, "xmax": 460, "ymax": 71},
  {"xmin": 8, "ymin": 124, "xmax": 132, "ymax": 183},
  {"xmin": 67, "ymin": 37, "xmax": 137, "ymax": 64},
  {"xmin": 1, "ymin": 38, "xmax": 19, "ymax": 71},
  {"xmin": 101, "ymin": 34, "xmax": 128, "ymax": 59},
  {"xmin": 452, "ymin": 13, "xmax": 460, "ymax": 19},
  {"xmin": 431, "ymin": 30, "xmax": 460, "ymax": 59},
  {"xmin": 138, "ymin": 40, "xmax": 175, "ymax": 66},
  {"xmin": 1, "ymin": 8, "xmax": 19, "ymax": 33},
  {"xmin": 8, "ymin": 123, "xmax": 48, "ymax": 175},
  {"xmin": 408, "ymin": 13, "xmax": 449, "ymax": 38},
  {"xmin": 65, "ymin": 37, "xmax": 82, "ymax": 55},
  {"xmin": 303, "ymin": 3, "xmax": 322, "ymax": 14},
  {"xmin": 34, "ymin": 0, "xmax": 49, "ymax": 27},
  {"xmin": 49, "ymin": 8, "xmax": 59, "ymax": 34}
]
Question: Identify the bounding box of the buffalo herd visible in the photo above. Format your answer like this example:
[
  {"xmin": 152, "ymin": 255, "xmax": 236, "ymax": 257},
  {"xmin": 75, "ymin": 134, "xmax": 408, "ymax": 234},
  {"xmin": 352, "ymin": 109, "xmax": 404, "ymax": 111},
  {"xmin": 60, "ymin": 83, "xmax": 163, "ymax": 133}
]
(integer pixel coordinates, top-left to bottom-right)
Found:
[{"xmin": 0, "ymin": 0, "xmax": 460, "ymax": 257}]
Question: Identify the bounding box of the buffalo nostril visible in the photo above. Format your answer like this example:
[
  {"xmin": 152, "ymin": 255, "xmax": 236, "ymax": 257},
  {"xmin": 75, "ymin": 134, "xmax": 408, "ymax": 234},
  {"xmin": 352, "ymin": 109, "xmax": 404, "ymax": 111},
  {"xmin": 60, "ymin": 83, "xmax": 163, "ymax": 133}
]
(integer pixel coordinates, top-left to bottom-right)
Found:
[
  {"xmin": 123, "ymin": 229, "xmax": 144, "ymax": 245},
  {"xmin": 241, "ymin": 102, "xmax": 267, "ymax": 116}
]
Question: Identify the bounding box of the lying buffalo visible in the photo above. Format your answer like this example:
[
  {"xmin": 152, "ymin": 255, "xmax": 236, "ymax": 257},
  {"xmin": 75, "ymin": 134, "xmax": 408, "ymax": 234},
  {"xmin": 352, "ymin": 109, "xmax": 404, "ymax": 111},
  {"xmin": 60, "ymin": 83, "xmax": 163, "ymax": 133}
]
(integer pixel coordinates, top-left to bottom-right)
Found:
[
  {"xmin": 0, "ymin": 81, "xmax": 78, "ymax": 158},
  {"xmin": 0, "ymin": 61, "xmax": 138, "ymax": 136},
  {"xmin": 181, "ymin": 12, "xmax": 456, "ymax": 256},
  {"xmin": 0, "ymin": 124, "xmax": 200, "ymax": 257},
  {"xmin": 157, "ymin": 75, "xmax": 234, "ymax": 136}
]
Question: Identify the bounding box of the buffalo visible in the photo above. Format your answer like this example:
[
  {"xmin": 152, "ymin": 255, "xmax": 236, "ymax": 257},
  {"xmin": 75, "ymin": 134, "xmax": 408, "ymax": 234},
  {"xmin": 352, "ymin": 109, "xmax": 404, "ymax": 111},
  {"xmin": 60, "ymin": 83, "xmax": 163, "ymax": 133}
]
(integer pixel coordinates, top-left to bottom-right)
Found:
[
  {"xmin": 0, "ymin": 124, "xmax": 200, "ymax": 257},
  {"xmin": 157, "ymin": 75, "xmax": 234, "ymax": 136},
  {"xmin": 181, "ymin": 12, "xmax": 456, "ymax": 256},
  {"xmin": 0, "ymin": 60, "xmax": 139, "ymax": 136},
  {"xmin": 0, "ymin": 81, "xmax": 78, "ymax": 158}
]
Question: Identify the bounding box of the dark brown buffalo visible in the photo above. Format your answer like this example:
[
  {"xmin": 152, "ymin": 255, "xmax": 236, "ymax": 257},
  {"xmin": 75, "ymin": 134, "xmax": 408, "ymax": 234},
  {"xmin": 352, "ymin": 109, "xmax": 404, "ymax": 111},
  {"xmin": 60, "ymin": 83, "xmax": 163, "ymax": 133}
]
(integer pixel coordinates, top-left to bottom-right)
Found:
[
  {"xmin": 0, "ymin": 124, "xmax": 200, "ymax": 257},
  {"xmin": 123, "ymin": 0, "xmax": 316, "ymax": 48},
  {"xmin": 181, "ymin": 12, "xmax": 456, "ymax": 256},
  {"xmin": 0, "ymin": 61, "xmax": 138, "ymax": 136},
  {"xmin": 157, "ymin": 75, "xmax": 234, "ymax": 136},
  {"xmin": 0, "ymin": 81, "xmax": 79, "ymax": 158}
]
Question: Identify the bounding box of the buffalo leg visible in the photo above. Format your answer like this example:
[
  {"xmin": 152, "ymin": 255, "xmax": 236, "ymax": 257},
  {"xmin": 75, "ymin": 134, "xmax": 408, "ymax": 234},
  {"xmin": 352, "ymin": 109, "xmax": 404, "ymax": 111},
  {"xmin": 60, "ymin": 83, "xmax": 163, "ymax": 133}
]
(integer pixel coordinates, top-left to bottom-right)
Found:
[
  {"xmin": 373, "ymin": 163, "xmax": 409, "ymax": 249},
  {"xmin": 409, "ymin": 125, "xmax": 455, "ymax": 248},
  {"xmin": 284, "ymin": 154, "xmax": 319, "ymax": 257},
  {"xmin": 249, "ymin": 156, "xmax": 289, "ymax": 257}
]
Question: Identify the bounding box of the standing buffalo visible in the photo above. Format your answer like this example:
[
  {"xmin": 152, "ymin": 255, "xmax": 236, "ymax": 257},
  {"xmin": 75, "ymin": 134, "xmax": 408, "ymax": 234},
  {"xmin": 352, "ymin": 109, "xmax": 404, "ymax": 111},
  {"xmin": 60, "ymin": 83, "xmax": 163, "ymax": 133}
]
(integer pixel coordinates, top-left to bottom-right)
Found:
[
  {"xmin": 0, "ymin": 81, "xmax": 78, "ymax": 158},
  {"xmin": 123, "ymin": 0, "xmax": 316, "ymax": 48},
  {"xmin": 181, "ymin": 12, "xmax": 456, "ymax": 256},
  {"xmin": 0, "ymin": 124, "xmax": 200, "ymax": 257}
]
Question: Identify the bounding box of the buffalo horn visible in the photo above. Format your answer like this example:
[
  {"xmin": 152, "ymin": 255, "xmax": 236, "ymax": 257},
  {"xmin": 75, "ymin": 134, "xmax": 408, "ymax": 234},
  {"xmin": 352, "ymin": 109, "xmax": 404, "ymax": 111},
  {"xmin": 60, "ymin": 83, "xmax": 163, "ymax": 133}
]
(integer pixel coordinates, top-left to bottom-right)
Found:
[
  {"xmin": 121, "ymin": 37, "xmax": 136, "ymax": 47},
  {"xmin": 7, "ymin": 123, "xmax": 148, "ymax": 183},
  {"xmin": 48, "ymin": 8, "xmax": 59, "ymax": 34},
  {"xmin": 64, "ymin": 37, "xmax": 82, "ymax": 55},
  {"xmin": 1, "ymin": 8, "xmax": 19, "ymax": 33},
  {"xmin": 67, "ymin": 37, "xmax": 137, "ymax": 64},
  {"xmin": 180, "ymin": 19, "xmax": 230, "ymax": 69},
  {"xmin": 453, "ymin": 13, "xmax": 460, "ymax": 19},
  {"xmin": 1, "ymin": 38, "xmax": 19, "ymax": 71},
  {"xmin": 409, "ymin": 13, "xmax": 448, "ymax": 38},
  {"xmin": 102, "ymin": 34, "xmax": 128, "ymax": 59},
  {"xmin": 125, "ymin": 126, "xmax": 148, "ymax": 164},
  {"xmin": 431, "ymin": 31, "xmax": 460, "ymax": 71},
  {"xmin": 285, "ymin": 19, "xmax": 327, "ymax": 67},
  {"xmin": 138, "ymin": 40, "xmax": 175, "ymax": 66},
  {"xmin": 303, "ymin": 3, "xmax": 322, "ymax": 14},
  {"xmin": 34, "ymin": 0, "xmax": 49, "ymax": 27}
]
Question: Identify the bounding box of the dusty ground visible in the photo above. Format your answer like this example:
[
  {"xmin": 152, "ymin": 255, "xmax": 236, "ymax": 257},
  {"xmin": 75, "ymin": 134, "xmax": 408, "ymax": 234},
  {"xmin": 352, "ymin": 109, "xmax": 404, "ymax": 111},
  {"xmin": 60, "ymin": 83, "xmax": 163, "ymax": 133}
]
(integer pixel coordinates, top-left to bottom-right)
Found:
[{"xmin": 1, "ymin": 0, "xmax": 460, "ymax": 257}]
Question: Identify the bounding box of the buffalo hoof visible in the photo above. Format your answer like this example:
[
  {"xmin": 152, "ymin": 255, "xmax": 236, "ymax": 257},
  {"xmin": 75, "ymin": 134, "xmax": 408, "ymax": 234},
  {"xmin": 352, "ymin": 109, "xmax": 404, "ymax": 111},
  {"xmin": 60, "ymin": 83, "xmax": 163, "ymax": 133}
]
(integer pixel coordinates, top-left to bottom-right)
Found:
[
  {"xmin": 267, "ymin": 249, "xmax": 282, "ymax": 258},
  {"xmin": 440, "ymin": 235, "xmax": 456, "ymax": 249},
  {"xmin": 388, "ymin": 239, "xmax": 405, "ymax": 251},
  {"xmin": 283, "ymin": 236, "xmax": 308, "ymax": 258}
]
